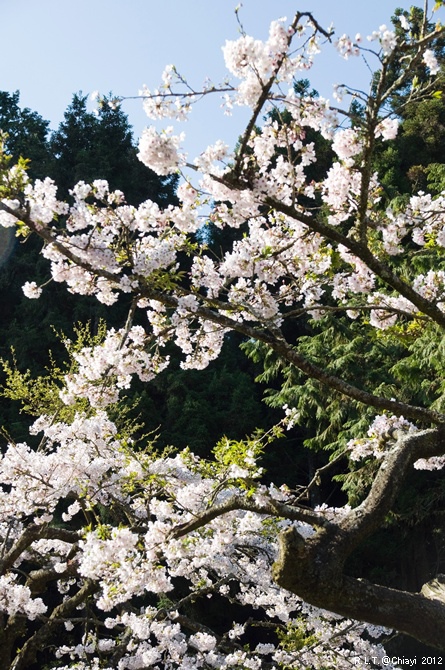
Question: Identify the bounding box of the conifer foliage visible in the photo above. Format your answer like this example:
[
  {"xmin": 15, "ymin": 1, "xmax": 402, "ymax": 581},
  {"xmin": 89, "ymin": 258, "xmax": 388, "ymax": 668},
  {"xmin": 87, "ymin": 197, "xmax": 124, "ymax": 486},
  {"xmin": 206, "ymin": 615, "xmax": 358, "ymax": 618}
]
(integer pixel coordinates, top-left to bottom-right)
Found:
[{"xmin": 1, "ymin": 5, "xmax": 445, "ymax": 668}]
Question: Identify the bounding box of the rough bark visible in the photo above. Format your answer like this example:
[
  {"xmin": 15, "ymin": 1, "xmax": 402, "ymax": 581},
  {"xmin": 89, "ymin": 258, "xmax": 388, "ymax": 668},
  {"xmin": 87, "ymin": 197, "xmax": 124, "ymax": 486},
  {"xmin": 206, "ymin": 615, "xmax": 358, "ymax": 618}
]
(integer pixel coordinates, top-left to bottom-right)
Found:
[
  {"xmin": 273, "ymin": 428, "xmax": 445, "ymax": 650},
  {"xmin": 9, "ymin": 579, "xmax": 97, "ymax": 670},
  {"xmin": 273, "ymin": 525, "xmax": 445, "ymax": 650}
]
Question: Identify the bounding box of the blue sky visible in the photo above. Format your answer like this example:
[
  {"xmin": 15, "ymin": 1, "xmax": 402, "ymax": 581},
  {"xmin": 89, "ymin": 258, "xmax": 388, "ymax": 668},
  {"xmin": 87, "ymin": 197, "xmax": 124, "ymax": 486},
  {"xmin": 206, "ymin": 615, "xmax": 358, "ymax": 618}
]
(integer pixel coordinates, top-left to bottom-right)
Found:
[{"xmin": 2, "ymin": 1, "xmax": 443, "ymax": 162}]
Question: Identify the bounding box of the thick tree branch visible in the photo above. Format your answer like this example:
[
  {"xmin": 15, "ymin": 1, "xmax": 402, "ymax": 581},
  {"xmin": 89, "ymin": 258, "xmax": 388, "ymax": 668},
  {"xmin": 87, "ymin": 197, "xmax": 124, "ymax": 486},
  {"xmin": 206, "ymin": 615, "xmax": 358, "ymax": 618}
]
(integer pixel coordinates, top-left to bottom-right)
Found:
[
  {"xmin": 270, "ymin": 334, "xmax": 445, "ymax": 424},
  {"xmin": 26, "ymin": 558, "xmax": 79, "ymax": 595},
  {"xmin": 171, "ymin": 493, "xmax": 330, "ymax": 539},
  {"xmin": 0, "ymin": 525, "xmax": 79, "ymax": 575},
  {"xmin": 272, "ymin": 427, "xmax": 445, "ymax": 649},
  {"xmin": 264, "ymin": 196, "xmax": 445, "ymax": 329},
  {"xmin": 10, "ymin": 578, "xmax": 97, "ymax": 670},
  {"xmin": 139, "ymin": 285, "xmax": 445, "ymax": 424},
  {"xmin": 273, "ymin": 526, "xmax": 445, "ymax": 650},
  {"xmin": 339, "ymin": 428, "xmax": 445, "ymax": 550}
]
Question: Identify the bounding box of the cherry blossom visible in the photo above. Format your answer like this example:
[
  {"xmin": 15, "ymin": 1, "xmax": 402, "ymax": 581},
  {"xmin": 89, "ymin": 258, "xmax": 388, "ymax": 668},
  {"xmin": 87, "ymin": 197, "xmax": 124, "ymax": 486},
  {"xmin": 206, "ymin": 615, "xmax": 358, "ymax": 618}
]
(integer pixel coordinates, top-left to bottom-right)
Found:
[
  {"xmin": 22, "ymin": 281, "xmax": 42, "ymax": 299},
  {"xmin": 335, "ymin": 33, "xmax": 361, "ymax": 59},
  {"xmin": 0, "ymin": 7, "xmax": 445, "ymax": 667},
  {"xmin": 375, "ymin": 117, "xmax": 399, "ymax": 140},
  {"xmin": 423, "ymin": 48, "xmax": 440, "ymax": 75},
  {"xmin": 332, "ymin": 127, "xmax": 363, "ymax": 163},
  {"xmin": 137, "ymin": 125, "xmax": 186, "ymax": 175},
  {"xmin": 367, "ymin": 24, "xmax": 397, "ymax": 55}
]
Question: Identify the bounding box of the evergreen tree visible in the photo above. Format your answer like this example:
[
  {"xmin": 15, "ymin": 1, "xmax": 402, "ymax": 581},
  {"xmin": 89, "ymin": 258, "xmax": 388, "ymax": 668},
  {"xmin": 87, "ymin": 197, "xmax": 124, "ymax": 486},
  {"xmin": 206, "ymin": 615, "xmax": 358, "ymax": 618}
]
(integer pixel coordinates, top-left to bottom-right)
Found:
[
  {"xmin": 48, "ymin": 93, "xmax": 177, "ymax": 205},
  {"xmin": 0, "ymin": 93, "xmax": 179, "ymax": 436},
  {"xmin": 0, "ymin": 90, "xmax": 51, "ymax": 179}
]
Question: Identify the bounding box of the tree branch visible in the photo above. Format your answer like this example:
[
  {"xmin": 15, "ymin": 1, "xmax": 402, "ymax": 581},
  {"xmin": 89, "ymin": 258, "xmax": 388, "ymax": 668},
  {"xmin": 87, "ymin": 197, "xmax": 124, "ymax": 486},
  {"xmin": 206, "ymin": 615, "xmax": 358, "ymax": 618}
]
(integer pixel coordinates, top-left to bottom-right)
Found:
[
  {"xmin": 138, "ymin": 284, "xmax": 445, "ymax": 424},
  {"xmin": 339, "ymin": 427, "xmax": 445, "ymax": 553},
  {"xmin": 233, "ymin": 12, "xmax": 333, "ymax": 175},
  {"xmin": 272, "ymin": 427, "xmax": 445, "ymax": 649},
  {"xmin": 264, "ymin": 196, "xmax": 445, "ymax": 330},
  {"xmin": 0, "ymin": 525, "xmax": 79, "ymax": 576},
  {"xmin": 10, "ymin": 578, "xmax": 97, "ymax": 670},
  {"xmin": 273, "ymin": 525, "xmax": 445, "ymax": 651},
  {"xmin": 170, "ymin": 493, "xmax": 331, "ymax": 540}
]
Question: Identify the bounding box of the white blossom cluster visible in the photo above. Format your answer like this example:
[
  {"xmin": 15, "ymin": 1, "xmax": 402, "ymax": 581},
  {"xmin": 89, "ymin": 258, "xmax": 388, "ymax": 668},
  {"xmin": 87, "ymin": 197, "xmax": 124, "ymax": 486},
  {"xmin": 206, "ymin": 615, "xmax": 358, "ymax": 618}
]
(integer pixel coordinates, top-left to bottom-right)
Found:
[
  {"xmin": 137, "ymin": 125, "xmax": 186, "ymax": 175},
  {"xmin": 367, "ymin": 24, "xmax": 398, "ymax": 55},
  {"xmin": 60, "ymin": 326, "xmax": 170, "ymax": 408},
  {"xmin": 423, "ymin": 48, "xmax": 440, "ymax": 75},
  {"xmin": 0, "ymin": 9, "xmax": 444, "ymax": 666},
  {"xmin": 348, "ymin": 414, "xmax": 418, "ymax": 462},
  {"xmin": 336, "ymin": 24, "xmax": 398, "ymax": 59},
  {"xmin": 0, "ymin": 408, "xmax": 391, "ymax": 668},
  {"xmin": 0, "ymin": 574, "xmax": 46, "ymax": 620},
  {"xmin": 222, "ymin": 17, "xmax": 321, "ymax": 108}
]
